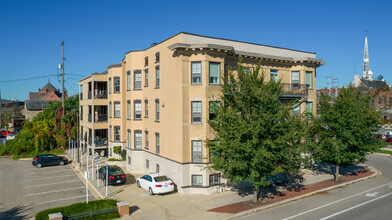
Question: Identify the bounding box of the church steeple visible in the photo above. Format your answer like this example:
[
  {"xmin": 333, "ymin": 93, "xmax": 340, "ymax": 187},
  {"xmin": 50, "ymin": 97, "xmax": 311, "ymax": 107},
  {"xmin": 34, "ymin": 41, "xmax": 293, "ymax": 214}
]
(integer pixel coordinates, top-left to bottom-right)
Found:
[{"xmin": 362, "ymin": 33, "xmax": 373, "ymax": 80}]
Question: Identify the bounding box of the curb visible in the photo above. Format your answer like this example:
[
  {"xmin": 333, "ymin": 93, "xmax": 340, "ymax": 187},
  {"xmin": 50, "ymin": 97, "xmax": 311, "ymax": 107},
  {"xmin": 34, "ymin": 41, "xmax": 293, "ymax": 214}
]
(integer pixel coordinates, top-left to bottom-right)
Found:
[
  {"xmin": 65, "ymin": 155, "xmax": 105, "ymax": 200},
  {"xmin": 227, "ymin": 166, "xmax": 381, "ymax": 219}
]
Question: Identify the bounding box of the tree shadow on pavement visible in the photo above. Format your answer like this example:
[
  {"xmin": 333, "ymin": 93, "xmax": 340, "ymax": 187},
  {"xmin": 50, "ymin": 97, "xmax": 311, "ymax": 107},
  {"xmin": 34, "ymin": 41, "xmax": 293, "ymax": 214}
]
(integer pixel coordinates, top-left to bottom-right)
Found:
[
  {"xmin": 309, "ymin": 162, "xmax": 368, "ymax": 177},
  {"xmin": 0, "ymin": 203, "xmax": 31, "ymax": 220}
]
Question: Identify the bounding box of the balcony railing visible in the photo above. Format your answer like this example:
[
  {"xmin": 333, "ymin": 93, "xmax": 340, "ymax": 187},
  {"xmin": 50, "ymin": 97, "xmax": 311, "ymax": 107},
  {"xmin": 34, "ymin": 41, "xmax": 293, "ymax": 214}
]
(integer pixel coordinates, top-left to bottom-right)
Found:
[
  {"xmin": 94, "ymin": 137, "xmax": 108, "ymax": 147},
  {"xmin": 88, "ymin": 114, "xmax": 92, "ymax": 122},
  {"xmin": 95, "ymin": 114, "xmax": 108, "ymax": 123},
  {"xmin": 88, "ymin": 137, "xmax": 92, "ymax": 146},
  {"xmin": 281, "ymin": 83, "xmax": 308, "ymax": 96},
  {"xmin": 88, "ymin": 91, "xmax": 92, "ymax": 99},
  {"xmin": 94, "ymin": 90, "xmax": 108, "ymax": 99}
]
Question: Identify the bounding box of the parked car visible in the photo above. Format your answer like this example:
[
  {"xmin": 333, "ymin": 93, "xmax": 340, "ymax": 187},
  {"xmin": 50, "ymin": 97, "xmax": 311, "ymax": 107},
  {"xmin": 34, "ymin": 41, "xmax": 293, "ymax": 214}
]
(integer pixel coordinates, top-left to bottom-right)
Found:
[
  {"xmin": 137, "ymin": 173, "xmax": 174, "ymax": 195},
  {"xmin": 98, "ymin": 165, "xmax": 126, "ymax": 185},
  {"xmin": 386, "ymin": 135, "xmax": 392, "ymax": 143},
  {"xmin": 32, "ymin": 154, "xmax": 68, "ymax": 168},
  {"xmin": 0, "ymin": 130, "xmax": 14, "ymax": 136},
  {"xmin": 6, "ymin": 134, "xmax": 15, "ymax": 140}
]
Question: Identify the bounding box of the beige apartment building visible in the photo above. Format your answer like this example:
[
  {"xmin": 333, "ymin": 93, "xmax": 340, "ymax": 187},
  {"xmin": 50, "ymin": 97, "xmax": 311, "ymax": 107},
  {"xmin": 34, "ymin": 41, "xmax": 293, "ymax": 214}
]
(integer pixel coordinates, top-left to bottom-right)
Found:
[{"xmin": 79, "ymin": 32, "xmax": 324, "ymax": 195}]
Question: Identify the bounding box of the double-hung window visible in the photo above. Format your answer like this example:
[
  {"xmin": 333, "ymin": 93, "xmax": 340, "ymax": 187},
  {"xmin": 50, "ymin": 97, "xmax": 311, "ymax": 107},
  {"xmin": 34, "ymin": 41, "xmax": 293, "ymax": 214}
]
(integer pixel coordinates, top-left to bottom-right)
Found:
[
  {"xmin": 209, "ymin": 62, "xmax": 220, "ymax": 84},
  {"xmin": 293, "ymin": 103, "xmax": 301, "ymax": 116},
  {"xmin": 127, "ymin": 71, "xmax": 131, "ymax": 90},
  {"xmin": 127, "ymin": 100, "xmax": 131, "ymax": 119},
  {"xmin": 270, "ymin": 70, "xmax": 278, "ymax": 82},
  {"xmin": 127, "ymin": 130, "xmax": 131, "ymax": 149},
  {"xmin": 114, "ymin": 126, "xmax": 120, "ymax": 142},
  {"xmin": 145, "ymin": 130, "xmax": 149, "ymax": 149},
  {"xmin": 155, "ymin": 66, "xmax": 160, "ymax": 88},
  {"xmin": 155, "ymin": 99, "xmax": 160, "ymax": 122},
  {"xmin": 291, "ymin": 71, "xmax": 300, "ymax": 88},
  {"xmin": 134, "ymin": 100, "xmax": 142, "ymax": 119},
  {"xmin": 145, "ymin": 69, "xmax": 148, "ymax": 87},
  {"xmin": 145, "ymin": 56, "xmax": 148, "ymax": 66},
  {"xmin": 155, "ymin": 52, "xmax": 160, "ymax": 63},
  {"xmin": 192, "ymin": 140, "xmax": 202, "ymax": 162},
  {"xmin": 114, "ymin": 77, "xmax": 120, "ymax": 93},
  {"xmin": 192, "ymin": 175, "xmax": 202, "ymax": 186},
  {"xmin": 306, "ymin": 71, "xmax": 312, "ymax": 88},
  {"xmin": 306, "ymin": 102, "xmax": 313, "ymax": 117},
  {"xmin": 134, "ymin": 70, "xmax": 142, "ymax": 90},
  {"xmin": 209, "ymin": 174, "xmax": 221, "ymax": 185},
  {"xmin": 191, "ymin": 62, "xmax": 201, "ymax": 84},
  {"xmin": 155, "ymin": 133, "xmax": 160, "ymax": 155},
  {"xmin": 134, "ymin": 130, "xmax": 142, "ymax": 149},
  {"xmin": 114, "ymin": 102, "xmax": 120, "ymax": 118},
  {"xmin": 145, "ymin": 99, "xmax": 149, "ymax": 118},
  {"xmin": 209, "ymin": 101, "xmax": 219, "ymax": 121},
  {"xmin": 191, "ymin": 101, "xmax": 202, "ymax": 123}
]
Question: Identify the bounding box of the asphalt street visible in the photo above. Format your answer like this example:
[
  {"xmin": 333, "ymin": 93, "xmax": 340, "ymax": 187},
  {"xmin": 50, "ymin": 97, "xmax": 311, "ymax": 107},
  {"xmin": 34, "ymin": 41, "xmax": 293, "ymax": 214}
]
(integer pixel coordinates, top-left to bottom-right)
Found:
[
  {"xmin": 0, "ymin": 158, "xmax": 95, "ymax": 219},
  {"xmin": 238, "ymin": 153, "xmax": 392, "ymax": 220}
]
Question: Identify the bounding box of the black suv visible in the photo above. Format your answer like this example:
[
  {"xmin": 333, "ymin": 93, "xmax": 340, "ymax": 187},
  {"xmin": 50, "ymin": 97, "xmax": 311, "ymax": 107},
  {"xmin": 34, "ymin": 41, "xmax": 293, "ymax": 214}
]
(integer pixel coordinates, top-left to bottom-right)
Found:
[
  {"xmin": 32, "ymin": 154, "xmax": 68, "ymax": 168},
  {"xmin": 98, "ymin": 165, "xmax": 126, "ymax": 185}
]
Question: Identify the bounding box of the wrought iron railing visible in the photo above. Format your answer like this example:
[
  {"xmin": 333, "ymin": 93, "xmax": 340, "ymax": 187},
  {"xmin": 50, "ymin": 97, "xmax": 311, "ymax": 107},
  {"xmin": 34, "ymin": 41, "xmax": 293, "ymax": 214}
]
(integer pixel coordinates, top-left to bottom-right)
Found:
[
  {"xmin": 95, "ymin": 114, "xmax": 108, "ymax": 122},
  {"xmin": 88, "ymin": 91, "xmax": 92, "ymax": 99},
  {"xmin": 281, "ymin": 83, "xmax": 308, "ymax": 96},
  {"xmin": 94, "ymin": 90, "xmax": 108, "ymax": 99},
  {"xmin": 88, "ymin": 114, "xmax": 92, "ymax": 122}
]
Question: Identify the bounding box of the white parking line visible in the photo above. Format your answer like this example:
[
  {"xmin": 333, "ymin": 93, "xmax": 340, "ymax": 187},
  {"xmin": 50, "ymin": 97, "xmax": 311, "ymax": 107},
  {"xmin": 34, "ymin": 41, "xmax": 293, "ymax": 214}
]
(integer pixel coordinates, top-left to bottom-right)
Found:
[
  {"xmin": 24, "ymin": 174, "xmax": 76, "ymax": 181},
  {"xmin": 27, "ymin": 195, "xmax": 94, "ymax": 206},
  {"xmin": 283, "ymin": 181, "xmax": 392, "ymax": 220},
  {"xmin": 320, "ymin": 191, "xmax": 392, "ymax": 220},
  {"xmin": 24, "ymin": 186, "xmax": 85, "ymax": 197},
  {"xmin": 24, "ymin": 180, "xmax": 80, "ymax": 188},
  {"xmin": 24, "ymin": 169, "xmax": 73, "ymax": 176}
]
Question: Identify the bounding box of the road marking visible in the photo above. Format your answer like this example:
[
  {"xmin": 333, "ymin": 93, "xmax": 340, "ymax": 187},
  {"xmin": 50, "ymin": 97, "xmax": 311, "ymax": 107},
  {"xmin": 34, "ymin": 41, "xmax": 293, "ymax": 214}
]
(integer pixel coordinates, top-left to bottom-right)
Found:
[
  {"xmin": 27, "ymin": 195, "xmax": 94, "ymax": 206},
  {"xmin": 283, "ymin": 181, "xmax": 392, "ymax": 220},
  {"xmin": 365, "ymin": 192, "xmax": 379, "ymax": 197},
  {"xmin": 24, "ymin": 180, "xmax": 80, "ymax": 188},
  {"xmin": 320, "ymin": 191, "xmax": 392, "ymax": 220},
  {"xmin": 24, "ymin": 169, "xmax": 73, "ymax": 176},
  {"xmin": 24, "ymin": 174, "xmax": 76, "ymax": 181},
  {"xmin": 24, "ymin": 186, "xmax": 85, "ymax": 196}
]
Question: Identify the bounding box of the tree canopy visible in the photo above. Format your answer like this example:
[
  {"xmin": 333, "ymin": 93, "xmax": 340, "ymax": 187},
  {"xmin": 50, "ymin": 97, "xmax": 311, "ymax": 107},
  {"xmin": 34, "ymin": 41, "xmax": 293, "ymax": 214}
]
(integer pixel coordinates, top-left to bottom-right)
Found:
[
  {"xmin": 0, "ymin": 96, "xmax": 79, "ymax": 158},
  {"xmin": 207, "ymin": 60, "xmax": 306, "ymax": 202},
  {"xmin": 311, "ymin": 87, "xmax": 386, "ymax": 181}
]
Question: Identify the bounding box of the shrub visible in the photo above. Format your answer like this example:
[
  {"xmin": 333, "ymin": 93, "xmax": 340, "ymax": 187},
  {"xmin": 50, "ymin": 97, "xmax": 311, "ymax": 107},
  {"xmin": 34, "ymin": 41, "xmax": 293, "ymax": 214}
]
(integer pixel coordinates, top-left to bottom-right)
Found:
[{"xmin": 35, "ymin": 199, "xmax": 120, "ymax": 220}]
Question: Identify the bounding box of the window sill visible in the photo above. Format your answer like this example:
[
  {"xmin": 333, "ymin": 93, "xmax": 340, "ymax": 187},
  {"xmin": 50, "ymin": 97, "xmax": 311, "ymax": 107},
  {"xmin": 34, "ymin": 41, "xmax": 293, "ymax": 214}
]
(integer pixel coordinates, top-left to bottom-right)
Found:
[
  {"xmin": 154, "ymin": 120, "xmax": 160, "ymax": 123},
  {"xmin": 114, "ymin": 92, "xmax": 121, "ymax": 94},
  {"xmin": 208, "ymin": 84, "xmax": 221, "ymax": 86},
  {"xmin": 144, "ymin": 116, "xmax": 149, "ymax": 118},
  {"xmin": 155, "ymin": 61, "xmax": 160, "ymax": 64},
  {"xmin": 191, "ymin": 122, "xmax": 203, "ymax": 125},
  {"xmin": 133, "ymin": 118, "xmax": 142, "ymax": 121},
  {"xmin": 133, "ymin": 89, "xmax": 142, "ymax": 91},
  {"xmin": 191, "ymin": 83, "xmax": 203, "ymax": 85},
  {"xmin": 114, "ymin": 117, "xmax": 121, "ymax": 118},
  {"xmin": 154, "ymin": 87, "xmax": 160, "ymax": 89},
  {"xmin": 144, "ymin": 85, "xmax": 149, "ymax": 87}
]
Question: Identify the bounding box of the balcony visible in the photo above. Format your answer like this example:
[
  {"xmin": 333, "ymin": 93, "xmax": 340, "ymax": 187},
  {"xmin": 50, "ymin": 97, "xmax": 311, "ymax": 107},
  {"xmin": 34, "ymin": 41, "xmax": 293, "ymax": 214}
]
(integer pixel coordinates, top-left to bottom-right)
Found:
[
  {"xmin": 88, "ymin": 137, "xmax": 92, "ymax": 146},
  {"xmin": 88, "ymin": 91, "xmax": 92, "ymax": 99},
  {"xmin": 80, "ymin": 93, "xmax": 83, "ymax": 100},
  {"xmin": 281, "ymin": 83, "xmax": 308, "ymax": 98},
  {"xmin": 95, "ymin": 114, "xmax": 108, "ymax": 123},
  {"xmin": 94, "ymin": 90, "xmax": 107, "ymax": 99},
  {"xmin": 88, "ymin": 114, "xmax": 92, "ymax": 122}
]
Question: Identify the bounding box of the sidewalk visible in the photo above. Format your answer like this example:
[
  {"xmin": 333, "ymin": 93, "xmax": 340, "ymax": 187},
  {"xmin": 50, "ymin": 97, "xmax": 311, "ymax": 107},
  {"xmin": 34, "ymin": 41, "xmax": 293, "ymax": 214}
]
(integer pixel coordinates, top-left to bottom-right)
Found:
[{"xmin": 66, "ymin": 153, "xmax": 380, "ymax": 220}]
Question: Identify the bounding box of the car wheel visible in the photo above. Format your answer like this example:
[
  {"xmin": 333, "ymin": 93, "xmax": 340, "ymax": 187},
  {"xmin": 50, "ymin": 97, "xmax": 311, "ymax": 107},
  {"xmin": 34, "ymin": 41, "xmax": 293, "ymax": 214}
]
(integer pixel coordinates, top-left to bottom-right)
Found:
[
  {"xmin": 59, "ymin": 161, "xmax": 65, "ymax": 166},
  {"xmin": 149, "ymin": 187, "xmax": 154, "ymax": 195},
  {"xmin": 36, "ymin": 163, "xmax": 42, "ymax": 168},
  {"xmin": 137, "ymin": 180, "xmax": 140, "ymax": 188}
]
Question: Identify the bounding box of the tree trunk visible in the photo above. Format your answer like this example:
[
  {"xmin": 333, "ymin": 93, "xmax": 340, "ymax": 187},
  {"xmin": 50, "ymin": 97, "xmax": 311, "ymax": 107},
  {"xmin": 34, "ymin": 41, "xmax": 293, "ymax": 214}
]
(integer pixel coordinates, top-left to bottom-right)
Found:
[
  {"xmin": 334, "ymin": 164, "xmax": 340, "ymax": 182},
  {"xmin": 253, "ymin": 189, "xmax": 258, "ymax": 203}
]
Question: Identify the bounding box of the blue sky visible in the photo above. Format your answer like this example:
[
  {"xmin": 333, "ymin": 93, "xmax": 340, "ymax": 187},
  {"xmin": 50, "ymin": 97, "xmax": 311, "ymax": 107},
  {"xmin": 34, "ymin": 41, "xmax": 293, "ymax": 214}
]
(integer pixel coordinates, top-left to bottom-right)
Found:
[{"xmin": 1, "ymin": 0, "xmax": 391, "ymax": 100}]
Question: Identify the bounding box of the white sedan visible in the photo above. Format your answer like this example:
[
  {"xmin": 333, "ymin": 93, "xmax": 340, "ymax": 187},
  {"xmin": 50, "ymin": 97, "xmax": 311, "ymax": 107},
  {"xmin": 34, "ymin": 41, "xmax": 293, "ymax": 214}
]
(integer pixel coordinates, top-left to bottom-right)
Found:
[
  {"xmin": 6, "ymin": 134, "xmax": 15, "ymax": 140},
  {"xmin": 137, "ymin": 173, "xmax": 174, "ymax": 195}
]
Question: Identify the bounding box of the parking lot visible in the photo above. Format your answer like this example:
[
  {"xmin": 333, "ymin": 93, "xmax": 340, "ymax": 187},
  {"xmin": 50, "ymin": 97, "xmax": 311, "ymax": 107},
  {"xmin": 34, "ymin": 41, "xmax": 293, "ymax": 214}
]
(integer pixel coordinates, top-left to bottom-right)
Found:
[{"xmin": 0, "ymin": 157, "xmax": 95, "ymax": 219}]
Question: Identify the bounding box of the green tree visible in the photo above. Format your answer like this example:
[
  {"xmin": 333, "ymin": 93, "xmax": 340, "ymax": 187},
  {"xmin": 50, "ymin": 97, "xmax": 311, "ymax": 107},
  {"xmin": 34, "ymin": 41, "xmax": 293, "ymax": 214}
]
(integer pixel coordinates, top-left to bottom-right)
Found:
[
  {"xmin": 313, "ymin": 87, "xmax": 386, "ymax": 182},
  {"xmin": 207, "ymin": 59, "xmax": 306, "ymax": 202}
]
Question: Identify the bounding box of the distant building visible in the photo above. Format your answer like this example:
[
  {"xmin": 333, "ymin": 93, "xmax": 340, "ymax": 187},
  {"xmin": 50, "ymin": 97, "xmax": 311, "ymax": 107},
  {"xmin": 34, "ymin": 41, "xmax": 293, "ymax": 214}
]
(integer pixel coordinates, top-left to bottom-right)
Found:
[
  {"xmin": 28, "ymin": 80, "xmax": 68, "ymax": 101},
  {"xmin": 24, "ymin": 100, "xmax": 49, "ymax": 121}
]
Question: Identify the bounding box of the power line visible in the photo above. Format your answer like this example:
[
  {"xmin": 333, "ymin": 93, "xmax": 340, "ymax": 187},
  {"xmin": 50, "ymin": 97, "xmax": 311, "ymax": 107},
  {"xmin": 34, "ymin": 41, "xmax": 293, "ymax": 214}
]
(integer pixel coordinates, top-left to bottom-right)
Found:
[
  {"xmin": 0, "ymin": 74, "xmax": 57, "ymax": 83},
  {"xmin": 65, "ymin": 80, "xmax": 78, "ymax": 93}
]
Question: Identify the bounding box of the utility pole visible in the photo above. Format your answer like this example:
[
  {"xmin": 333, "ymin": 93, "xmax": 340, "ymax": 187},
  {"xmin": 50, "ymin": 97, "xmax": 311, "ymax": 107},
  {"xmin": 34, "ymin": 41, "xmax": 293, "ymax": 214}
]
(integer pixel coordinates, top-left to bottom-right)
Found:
[
  {"xmin": 61, "ymin": 41, "xmax": 65, "ymax": 115},
  {"xmin": 327, "ymin": 76, "xmax": 332, "ymax": 96}
]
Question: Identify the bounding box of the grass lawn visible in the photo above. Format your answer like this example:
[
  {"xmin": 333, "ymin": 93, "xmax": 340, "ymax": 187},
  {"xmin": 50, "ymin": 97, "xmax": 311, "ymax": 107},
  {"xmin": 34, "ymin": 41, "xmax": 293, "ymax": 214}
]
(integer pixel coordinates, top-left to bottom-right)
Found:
[{"xmin": 35, "ymin": 199, "xmax": 120, "ymax": 220}]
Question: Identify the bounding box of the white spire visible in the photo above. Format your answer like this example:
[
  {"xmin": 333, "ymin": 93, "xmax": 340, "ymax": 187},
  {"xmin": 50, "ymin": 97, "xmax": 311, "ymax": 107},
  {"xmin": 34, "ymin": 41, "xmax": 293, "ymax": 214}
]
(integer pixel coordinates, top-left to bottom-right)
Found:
[{"xmin": 362, "ymin": 33, "xmax": 373, "ymax": 80}]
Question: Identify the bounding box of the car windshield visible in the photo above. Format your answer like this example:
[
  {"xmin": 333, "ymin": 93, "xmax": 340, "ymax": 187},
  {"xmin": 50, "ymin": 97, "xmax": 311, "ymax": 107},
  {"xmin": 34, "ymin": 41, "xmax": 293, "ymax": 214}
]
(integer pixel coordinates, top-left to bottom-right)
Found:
[
  {"xmin": 154, "ymin": 175, "xmax": 170, "ymax": 182},
  {"xmin": 108, "ymin": 167, "xmax": 124, "ymax": 174}
]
